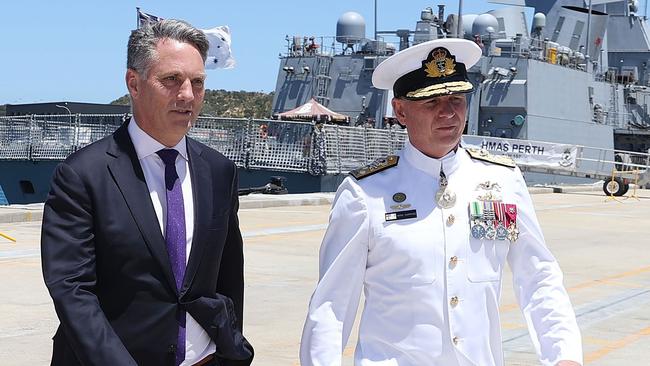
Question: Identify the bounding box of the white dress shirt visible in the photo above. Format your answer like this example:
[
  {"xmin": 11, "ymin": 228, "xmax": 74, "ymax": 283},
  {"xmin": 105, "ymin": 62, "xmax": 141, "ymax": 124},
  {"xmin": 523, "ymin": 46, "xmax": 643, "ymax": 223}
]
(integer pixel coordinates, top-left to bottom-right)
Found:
[
  {"xmin": 128, "ymin": 119, "xmax": 215, "ymax": 365},
  {"xmin": 300, "ymin": 140, "xmax": 582, "ymax": 366}
]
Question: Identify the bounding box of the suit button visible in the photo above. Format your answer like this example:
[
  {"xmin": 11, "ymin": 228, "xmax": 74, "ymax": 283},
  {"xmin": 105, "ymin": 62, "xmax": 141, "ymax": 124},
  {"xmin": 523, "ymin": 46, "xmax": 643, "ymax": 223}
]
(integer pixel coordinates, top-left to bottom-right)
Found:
[
  {"xmin": 450, "ymin": 296, "xmax": 459, "ymax": 307},
  {"xmin": 446, "ymin": 214, "xmax": 455, "ymax": 226},
  {"xmin": 168, "ymin": 344, "xmax": 177, "ymax": 354},
  {"xmin": 453, "ymin": 336, "xmax": 460, "ymax": 345},
  {"xmin": 450, "ymin": 256, "xmax": 458, "ymax": 267}
]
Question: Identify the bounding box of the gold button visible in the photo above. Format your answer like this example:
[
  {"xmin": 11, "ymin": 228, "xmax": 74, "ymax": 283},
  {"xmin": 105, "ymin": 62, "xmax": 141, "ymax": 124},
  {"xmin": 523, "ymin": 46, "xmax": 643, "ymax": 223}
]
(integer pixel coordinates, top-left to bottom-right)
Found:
[
  {"xmin": 450, "ymin": 296, "xmax": 459, "ymax": 307},
  {"xmin": 446, "ymin": 214, "xmax": 455, "ymax": 226},
  {"xmin": 450, "ymin": 256, "xmax": 458, "ymax": 266},
  {"xmin": 453, "ymin": 336, "xmax": 460, "ymax": 345}
]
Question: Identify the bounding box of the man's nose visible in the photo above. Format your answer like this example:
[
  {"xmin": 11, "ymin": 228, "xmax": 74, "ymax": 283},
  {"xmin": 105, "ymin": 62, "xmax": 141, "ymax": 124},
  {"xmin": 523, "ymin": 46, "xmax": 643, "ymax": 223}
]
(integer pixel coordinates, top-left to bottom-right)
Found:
[
  {"xmin": 438, "ymin": 101, "xmax": 455, "ymax": 118},
  {"xmin": 177, "ymin": 78, "xmax": 195, "ymax": 102}
]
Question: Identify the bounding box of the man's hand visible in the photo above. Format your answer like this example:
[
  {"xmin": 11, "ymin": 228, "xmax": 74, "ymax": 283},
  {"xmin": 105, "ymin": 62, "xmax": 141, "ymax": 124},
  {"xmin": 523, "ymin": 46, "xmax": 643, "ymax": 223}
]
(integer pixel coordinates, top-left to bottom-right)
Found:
[{"xmin": 556, "ymin": 361, "xmax": 581, "ymax": 366}]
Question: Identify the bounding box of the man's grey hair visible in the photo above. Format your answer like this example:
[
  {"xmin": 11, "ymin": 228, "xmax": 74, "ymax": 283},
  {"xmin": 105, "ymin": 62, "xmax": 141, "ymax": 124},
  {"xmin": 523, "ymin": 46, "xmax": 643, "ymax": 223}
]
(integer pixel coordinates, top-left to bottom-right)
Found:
[{"xmin": 127, "ymin": 19, "xmax": 209, "ymax": 78}]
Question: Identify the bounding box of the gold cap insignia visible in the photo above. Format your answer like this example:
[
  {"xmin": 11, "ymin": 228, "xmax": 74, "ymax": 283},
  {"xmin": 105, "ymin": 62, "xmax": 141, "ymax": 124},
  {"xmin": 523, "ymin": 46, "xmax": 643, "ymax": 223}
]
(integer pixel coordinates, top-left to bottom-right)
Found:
[{"xmin": 424, "ymin": 47, "xmax": 456, "ymax": 78}]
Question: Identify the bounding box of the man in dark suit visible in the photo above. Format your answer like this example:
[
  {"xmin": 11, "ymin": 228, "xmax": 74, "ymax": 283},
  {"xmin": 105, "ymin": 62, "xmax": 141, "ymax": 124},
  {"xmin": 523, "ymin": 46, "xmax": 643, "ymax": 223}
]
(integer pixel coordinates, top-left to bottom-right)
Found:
[{"xmin": 41, "ymin": 19, "xmax": 253, "ymax": 366}]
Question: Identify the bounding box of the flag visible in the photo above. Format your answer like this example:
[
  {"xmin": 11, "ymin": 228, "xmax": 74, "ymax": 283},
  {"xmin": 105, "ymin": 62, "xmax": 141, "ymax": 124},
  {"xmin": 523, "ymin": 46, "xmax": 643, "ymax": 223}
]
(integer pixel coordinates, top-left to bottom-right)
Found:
[
  {"xmin": 134, "ymin": 8, "xmax": 235, "ymax": 70},
  {"xmin": 202, "ymin": 25, "xmax": 236, "ymax": 70},
  {"xmin": 137, "ymin": 8, "xmax": 162, "ymax": 29}
]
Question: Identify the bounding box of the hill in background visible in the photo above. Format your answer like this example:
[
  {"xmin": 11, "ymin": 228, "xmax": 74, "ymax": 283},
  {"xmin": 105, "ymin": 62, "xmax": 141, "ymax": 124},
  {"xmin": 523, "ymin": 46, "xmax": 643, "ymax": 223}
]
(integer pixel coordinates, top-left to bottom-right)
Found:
[
  {"xmin": 111, "ymin": 89, "xmax": 274, "ymax": 118},
  {"xmin": 0, "ymin": 104, "xmax": 5, "ymax": 116}
]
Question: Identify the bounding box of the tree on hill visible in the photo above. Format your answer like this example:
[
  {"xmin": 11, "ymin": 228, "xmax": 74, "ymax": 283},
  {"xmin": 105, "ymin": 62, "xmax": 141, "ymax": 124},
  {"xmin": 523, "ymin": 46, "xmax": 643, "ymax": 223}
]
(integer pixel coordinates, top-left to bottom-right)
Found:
[
  {"xmin": 111, "ymin": 95, "xmax": 130, "ymax": 106},
  {"xmin": 0, "ymin": 104, "xmax": 6, "ymax": 116},
  {"xmin": 110, "ymin": 89, "xmax": 273, "ymax": 118}
]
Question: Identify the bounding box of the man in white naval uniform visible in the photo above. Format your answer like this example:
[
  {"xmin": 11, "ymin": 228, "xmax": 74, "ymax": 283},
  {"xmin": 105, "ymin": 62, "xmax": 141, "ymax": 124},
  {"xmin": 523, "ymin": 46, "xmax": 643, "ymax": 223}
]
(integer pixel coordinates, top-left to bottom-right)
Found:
[{"xmin": 300, "ymin": 39, "xmax": 583, "ymax": 366}]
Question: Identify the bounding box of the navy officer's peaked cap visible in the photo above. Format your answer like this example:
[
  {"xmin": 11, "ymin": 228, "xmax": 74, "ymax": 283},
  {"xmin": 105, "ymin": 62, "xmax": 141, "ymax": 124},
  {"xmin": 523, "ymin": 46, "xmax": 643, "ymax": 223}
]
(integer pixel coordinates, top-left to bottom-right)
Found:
[{"xmin": 372, "ymin": 38, "xmax": 482, "ymax": 100}]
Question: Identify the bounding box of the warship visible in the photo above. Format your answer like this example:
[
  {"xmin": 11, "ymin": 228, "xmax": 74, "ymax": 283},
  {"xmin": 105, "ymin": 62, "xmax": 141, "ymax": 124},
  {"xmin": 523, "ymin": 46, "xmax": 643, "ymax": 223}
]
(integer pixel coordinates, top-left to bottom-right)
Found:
[
  {"xmin": 1, "ymin": 0, "xmax": 650, "ymax": 204},
  {"xmin": 271, "ymin": 0, "xmax": 650, "ymax": 178}
]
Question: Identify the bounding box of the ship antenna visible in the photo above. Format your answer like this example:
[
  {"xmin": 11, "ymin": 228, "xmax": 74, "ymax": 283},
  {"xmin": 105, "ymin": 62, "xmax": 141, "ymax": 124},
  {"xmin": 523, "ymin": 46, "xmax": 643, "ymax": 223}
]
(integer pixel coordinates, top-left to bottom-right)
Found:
[
  {"xmin": 457, "ymin": 0, "xmax": 463, "ymax": 38},
  {"xmin": 585, "ymin": 0, "xmax": 592, "ymax": 61},
  {"xmin": 374, "ymin": 0, "xmax": 378, "ymax": 41}
]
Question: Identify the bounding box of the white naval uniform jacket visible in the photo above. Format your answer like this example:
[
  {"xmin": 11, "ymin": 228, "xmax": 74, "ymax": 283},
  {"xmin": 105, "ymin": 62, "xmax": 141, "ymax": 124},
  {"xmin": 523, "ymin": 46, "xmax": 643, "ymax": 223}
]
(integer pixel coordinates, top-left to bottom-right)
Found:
[{"xmin": 300, "ymin": 141, "xmax": 582, "ymax": 366}]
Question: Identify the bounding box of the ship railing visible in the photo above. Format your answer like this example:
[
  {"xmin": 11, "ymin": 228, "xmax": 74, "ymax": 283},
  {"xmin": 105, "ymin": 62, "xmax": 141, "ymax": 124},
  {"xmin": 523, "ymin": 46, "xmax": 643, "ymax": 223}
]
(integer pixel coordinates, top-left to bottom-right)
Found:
[
  {"xmin": 245, "ymin": 119, "xmax": 313, "ymax": 172},
  {"xmin": 190, "ymin": 117, "xmax": 314, "ymax": 172},
  {"xmin": 282, "ymin": 35, "xmax": 397, "ymax": 58},
  {"xmin": 2, "ymin": 115, "xmax": 647, "ymax": 185},
  {"xmin": 521, "ymin": 146, "xmax": 650, "ymax": 188},
  {"xmin": 190, "ymin": 117, "xmax": 250, "ymax": 168},
  {"xmin": 319, "ymin": 127, "xmax": 650, "ymax": 181},
  {"xmin": 0, "ymin": 114, "xmax": 411, "ymax": 174},
  {"xmin": 320, "ymin": 124, "xmax": 408, "ymax": 174},
  {"xmin": 191, "ymin": 118, "xmax": 403, "ymax": 174},
  {"xmin": 462, "ymin": 135, "xmax": 650, "ymax": 185},
  {"xmin": 75, "ymin": 114, "xmax": 124, "ymax": 149},
  {"xmin": 488, "ymin": 36, "xmax": 590, "ymax": 73},
  {"xmin": 604, "ymin": 111, "xmax": 635, "ymax": 129},
  {"xmin": 0, "ymin": 114, "xmax": 308, "ymax": 170},
  {"xmin": 558, "ymin": 145, "xmax": 650, "ymax": 180},
  {"xmin": 0, "ymin": 116, "xmax": 31, "ymax": 159},
  {"xmin": 0, "ymin": 114, "xmax": 125, "ymax": 160}
]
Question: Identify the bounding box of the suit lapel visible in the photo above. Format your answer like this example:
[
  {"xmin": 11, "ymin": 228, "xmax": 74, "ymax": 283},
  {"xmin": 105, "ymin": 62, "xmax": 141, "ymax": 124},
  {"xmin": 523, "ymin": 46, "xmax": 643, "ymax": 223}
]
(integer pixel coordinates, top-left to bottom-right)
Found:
[
  {"xmin": 181, "ymin": 138, "xmax": 213, "ymax": 296},
  {"xmin": 106, "ymin": 124, "xmax": 178, "ymax": 295}
]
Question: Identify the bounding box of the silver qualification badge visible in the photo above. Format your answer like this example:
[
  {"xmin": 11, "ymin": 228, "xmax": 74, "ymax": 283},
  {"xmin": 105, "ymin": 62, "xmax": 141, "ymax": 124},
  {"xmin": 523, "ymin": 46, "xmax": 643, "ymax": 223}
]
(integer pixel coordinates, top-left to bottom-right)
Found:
[{"xmin": 435, "ymin": 169, "xmax": 456, "ymax": 209}]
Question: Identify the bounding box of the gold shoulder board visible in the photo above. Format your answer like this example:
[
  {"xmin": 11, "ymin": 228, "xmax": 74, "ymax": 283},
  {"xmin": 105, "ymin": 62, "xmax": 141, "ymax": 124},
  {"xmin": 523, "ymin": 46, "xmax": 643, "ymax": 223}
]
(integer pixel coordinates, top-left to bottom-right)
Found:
[
  {"xmin": 349, "ymin": 155, "xmax": 399, "ymax": 180},
  {"xmin": 466, "ymin": 148, "xmax": 516, "ymax": 168}
]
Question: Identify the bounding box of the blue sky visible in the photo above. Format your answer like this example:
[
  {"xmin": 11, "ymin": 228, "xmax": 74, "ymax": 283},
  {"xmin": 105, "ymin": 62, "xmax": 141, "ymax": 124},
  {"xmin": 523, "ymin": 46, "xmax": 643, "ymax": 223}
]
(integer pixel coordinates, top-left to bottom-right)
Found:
[{"xmin": 1, "ymin": 1, "xmax": 517, "ymax": 105}]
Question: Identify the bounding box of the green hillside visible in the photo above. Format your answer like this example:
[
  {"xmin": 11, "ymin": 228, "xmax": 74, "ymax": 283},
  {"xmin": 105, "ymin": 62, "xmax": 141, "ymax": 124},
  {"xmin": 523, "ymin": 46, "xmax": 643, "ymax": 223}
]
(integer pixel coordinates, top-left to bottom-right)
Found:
[{"xmin": 110, "ymin": 89, "xmax": 274, "ymax": 118}]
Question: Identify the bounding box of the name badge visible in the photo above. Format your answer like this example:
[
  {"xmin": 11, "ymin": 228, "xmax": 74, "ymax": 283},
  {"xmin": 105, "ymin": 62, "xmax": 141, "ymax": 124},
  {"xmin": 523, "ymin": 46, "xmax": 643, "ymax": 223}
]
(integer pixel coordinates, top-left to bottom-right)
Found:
[{"xmin": 385, "ymin": 209, "xmax": 417, "ymax": 222}]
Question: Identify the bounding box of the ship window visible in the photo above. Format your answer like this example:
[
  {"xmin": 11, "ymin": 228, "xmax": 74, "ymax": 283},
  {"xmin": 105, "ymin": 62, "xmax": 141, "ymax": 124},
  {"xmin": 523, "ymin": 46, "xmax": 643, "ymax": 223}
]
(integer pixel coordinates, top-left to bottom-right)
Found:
[
  {"xmin": 552, "ymin": 16, "xmax": 565, "ymax": 42},
  {"xmin": 363, "ymin": 57, "xmax": 376, "ymax": 70},
  {"xmin": 569, "ymin": 20, "xmax": 585, "ymax": 50},
  {"xmin": 19, "ymin": 180, "xmax": 35, "ymax": 194}
]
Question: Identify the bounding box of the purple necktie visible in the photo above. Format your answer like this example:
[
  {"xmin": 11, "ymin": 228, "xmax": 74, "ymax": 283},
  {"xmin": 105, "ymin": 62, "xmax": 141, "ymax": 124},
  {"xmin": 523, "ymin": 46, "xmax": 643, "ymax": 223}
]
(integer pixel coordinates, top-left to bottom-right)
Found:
[{"xmin": 157, "ymin": 148, "xmax": 186, "ymax": 366}]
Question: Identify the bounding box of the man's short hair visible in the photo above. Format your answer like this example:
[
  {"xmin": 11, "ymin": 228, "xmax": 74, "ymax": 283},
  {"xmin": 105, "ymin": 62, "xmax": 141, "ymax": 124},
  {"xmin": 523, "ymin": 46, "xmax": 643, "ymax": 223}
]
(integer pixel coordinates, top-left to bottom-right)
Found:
[{"xmin": 127, "ymin": 19, "xmax": 209, "ymax": 78}]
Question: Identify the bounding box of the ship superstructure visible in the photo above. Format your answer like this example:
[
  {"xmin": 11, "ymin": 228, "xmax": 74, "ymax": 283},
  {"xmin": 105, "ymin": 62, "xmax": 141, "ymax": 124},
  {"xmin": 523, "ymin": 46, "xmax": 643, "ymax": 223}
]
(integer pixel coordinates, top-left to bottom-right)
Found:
[{"xmin": 272, "ymin": 0, "xmax": 650, "ymax": 162}]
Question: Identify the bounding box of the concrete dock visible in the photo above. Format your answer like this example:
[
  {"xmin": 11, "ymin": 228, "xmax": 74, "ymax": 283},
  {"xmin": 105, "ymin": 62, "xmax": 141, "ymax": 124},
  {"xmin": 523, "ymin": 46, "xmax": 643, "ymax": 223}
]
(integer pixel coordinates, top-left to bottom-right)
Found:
[{"xmin": 1, "ymin": 187, "xmax": 649, "ymax": 365}]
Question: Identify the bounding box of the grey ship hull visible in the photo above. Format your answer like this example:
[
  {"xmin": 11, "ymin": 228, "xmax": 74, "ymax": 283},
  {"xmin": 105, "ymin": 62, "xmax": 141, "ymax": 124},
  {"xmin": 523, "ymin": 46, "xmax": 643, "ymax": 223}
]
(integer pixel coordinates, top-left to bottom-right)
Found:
[{"xmin": 0, "ymin": 162, "xmax": 344, "ymax": 205}]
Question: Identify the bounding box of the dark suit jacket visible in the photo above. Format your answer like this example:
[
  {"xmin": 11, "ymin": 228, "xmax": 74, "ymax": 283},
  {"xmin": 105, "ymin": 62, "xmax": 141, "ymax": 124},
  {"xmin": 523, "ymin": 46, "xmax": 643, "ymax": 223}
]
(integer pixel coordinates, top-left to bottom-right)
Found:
[{"xmin": 41, "ymin": 122, "xmax": 254, "ymax": 366}]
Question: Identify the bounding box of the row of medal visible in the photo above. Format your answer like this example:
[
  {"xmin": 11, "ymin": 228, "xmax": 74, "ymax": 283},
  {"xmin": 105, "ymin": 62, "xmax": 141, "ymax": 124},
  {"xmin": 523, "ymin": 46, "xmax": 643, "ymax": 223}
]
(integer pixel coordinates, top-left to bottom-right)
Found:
[
  {"xmin": 469, "ymin": 200, "xmax": 519, "ymax": 242},
  {"xmin": 433, "ymin": 169, "xmax": 519, "ymax": 242}
]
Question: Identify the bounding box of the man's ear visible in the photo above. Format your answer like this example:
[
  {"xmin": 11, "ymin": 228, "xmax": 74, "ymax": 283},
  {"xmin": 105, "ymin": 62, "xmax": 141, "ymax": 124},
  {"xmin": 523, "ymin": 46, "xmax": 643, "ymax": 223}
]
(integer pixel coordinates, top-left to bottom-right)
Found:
[
  {"xmin": 391, "ymin": 98, "xmax": 407, "ymax": 125},
  {"xmin": 125, "ymin": 69, "xmax": 140, "ymax": 98}
]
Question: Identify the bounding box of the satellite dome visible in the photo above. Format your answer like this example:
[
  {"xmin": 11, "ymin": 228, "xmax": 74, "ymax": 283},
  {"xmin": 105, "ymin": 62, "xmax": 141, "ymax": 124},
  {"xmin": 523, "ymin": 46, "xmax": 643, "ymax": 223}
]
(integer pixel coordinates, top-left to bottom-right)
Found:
[
  {"xmin": 472, "ymin": 13, "xmax": 498, "ymax": 37},
  {"xmin": 532, "ymin": 12, "xmax": 546, "ymax": 30},
  {"xmin": 336, "ymin": 12, "xmax": 366, "ymax": 44},
  {"xmin": 462, "ymin": 14, "xmax": 478, "ymax": 37}
]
